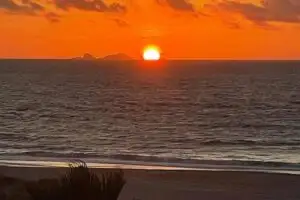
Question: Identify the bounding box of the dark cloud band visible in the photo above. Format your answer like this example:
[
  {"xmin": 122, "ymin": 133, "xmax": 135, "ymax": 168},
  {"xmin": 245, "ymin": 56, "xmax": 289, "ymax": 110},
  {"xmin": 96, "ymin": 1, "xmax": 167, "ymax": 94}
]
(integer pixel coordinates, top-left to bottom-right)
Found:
[
  {"xmin": 53, "ymin": 0, "xmax": 126, "ymax": 13},
  {"xmin": 156, "ymin": 0, "xmax": 195, "ymax": 12}
]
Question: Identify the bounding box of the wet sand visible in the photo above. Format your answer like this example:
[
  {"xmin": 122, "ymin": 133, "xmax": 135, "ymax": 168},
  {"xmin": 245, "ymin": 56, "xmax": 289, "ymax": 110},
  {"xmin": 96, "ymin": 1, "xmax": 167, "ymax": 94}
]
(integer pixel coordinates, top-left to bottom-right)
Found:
[{"xmin": 0, "ymin": 165, "xmax": 300, "ymax": 200}]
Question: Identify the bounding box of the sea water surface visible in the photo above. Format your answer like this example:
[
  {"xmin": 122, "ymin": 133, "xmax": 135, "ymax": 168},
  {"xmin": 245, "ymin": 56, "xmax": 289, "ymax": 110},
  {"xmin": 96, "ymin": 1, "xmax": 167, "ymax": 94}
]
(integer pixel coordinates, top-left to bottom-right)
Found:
[{"xmin": 0, "ymin": 60, "xmax": 300, "ymax": 172}]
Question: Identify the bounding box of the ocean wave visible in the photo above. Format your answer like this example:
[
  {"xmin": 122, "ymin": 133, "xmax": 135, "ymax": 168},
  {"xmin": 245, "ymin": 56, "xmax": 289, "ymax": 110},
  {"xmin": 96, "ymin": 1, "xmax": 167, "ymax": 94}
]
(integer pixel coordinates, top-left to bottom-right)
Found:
[
  {"xmin": 199, "ymin": 139, "xmax": 300, "ymax": 146},
  {"xmin": 8, "ymin": 151, "xmax": 300, "ymax": 170}
]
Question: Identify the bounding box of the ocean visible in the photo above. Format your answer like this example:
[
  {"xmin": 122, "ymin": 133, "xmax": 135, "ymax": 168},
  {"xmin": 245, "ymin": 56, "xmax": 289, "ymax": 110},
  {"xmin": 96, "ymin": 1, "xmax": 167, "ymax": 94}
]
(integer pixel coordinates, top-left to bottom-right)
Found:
[{"xmin": 0, "ymin": 60, "xmax": 300, "ymax": 172}]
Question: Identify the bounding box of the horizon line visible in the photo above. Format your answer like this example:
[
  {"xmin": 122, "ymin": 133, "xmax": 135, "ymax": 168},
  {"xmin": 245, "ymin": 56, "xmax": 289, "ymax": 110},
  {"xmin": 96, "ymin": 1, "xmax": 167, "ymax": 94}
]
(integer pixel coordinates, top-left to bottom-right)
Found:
[{"xmin": 1, "ymin": 58, "xmax": 300, "ymax": 61}]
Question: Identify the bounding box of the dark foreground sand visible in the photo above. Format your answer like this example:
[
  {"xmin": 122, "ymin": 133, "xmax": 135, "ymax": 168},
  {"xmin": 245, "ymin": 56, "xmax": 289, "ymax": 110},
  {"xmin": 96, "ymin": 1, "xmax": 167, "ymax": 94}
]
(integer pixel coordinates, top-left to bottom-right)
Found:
[{"xmin": 0, "ymin": 166, "xmax": 300, "ymax": 200}]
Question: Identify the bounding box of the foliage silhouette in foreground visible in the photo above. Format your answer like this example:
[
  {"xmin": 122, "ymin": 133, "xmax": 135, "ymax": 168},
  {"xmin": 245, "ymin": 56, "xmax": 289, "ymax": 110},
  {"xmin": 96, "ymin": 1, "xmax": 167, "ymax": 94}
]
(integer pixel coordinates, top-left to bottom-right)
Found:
[{"xmin": 26, "ymin": 161, "xmax": 126, "ymax": 200}]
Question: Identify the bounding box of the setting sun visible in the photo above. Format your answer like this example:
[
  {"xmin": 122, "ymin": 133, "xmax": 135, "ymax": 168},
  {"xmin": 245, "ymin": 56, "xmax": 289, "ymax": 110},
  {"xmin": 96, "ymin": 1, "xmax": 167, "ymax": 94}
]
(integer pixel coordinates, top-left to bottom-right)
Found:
[{"xmin": 143, "ymin": 46, "xmax": 161, "ymax": 61}]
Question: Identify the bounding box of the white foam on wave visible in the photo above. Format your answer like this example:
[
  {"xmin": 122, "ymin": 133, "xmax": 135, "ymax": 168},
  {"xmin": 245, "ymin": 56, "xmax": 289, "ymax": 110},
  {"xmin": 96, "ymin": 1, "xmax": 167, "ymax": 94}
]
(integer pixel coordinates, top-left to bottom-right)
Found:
[{"xmin": 0, "ymin": 159, "xmax": 300, "ymax": 175}]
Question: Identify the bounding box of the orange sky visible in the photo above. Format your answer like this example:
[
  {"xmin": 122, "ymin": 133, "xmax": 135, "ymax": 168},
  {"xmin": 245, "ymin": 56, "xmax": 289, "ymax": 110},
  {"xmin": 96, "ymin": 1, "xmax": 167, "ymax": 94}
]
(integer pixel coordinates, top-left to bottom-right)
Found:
[{"xmin": 1, "ymin": 0, "xmax": 300, "ymax": 59}]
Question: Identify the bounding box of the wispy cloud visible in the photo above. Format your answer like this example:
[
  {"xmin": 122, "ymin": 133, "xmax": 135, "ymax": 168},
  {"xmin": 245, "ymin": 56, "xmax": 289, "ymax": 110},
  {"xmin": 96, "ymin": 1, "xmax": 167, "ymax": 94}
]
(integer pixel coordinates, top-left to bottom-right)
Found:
[
  {"xmin": 113, "ymin": 18, "xmax": 130, "ymax": 27},
  {"xmin": 0, "ymin": 0, "xmax": 44, "ymax": 15},
  {"xmin": 156, "ymin": 0, "xmax": 195, "ymax": 12},
  {"xmin": 53, "ymin": 0, "xmax": 127, "ymax": 13},
  {"xmin": 214, "ymin": 0, "xmax": 300, "ymax": 24},
  {"xmin": 0, "ymin": 0, "xmax": 61, "ymax": 23},
  {"xmin": 45, "ymin": 12, "xmax": 61, "ymax": 22},
  {"xmin": 0, "ymin": 0, "xmax": 127, "ymax": 22}
]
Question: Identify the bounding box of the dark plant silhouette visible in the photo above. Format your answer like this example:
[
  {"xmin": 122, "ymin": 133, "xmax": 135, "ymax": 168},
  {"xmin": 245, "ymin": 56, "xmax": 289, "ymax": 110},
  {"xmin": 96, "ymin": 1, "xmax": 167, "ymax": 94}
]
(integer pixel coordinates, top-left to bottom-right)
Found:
[{"xmin": 26, "ymin": 161, "xmax": 126, "ymax": 200}]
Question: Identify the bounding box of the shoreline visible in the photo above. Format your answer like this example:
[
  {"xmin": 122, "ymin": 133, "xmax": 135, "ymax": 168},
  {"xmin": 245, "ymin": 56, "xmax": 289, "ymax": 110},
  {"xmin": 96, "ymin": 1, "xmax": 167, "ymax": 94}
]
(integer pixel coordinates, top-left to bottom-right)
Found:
[{"xmin": 1, "ymin": 158, "xmax": 300, "ymax": 175}]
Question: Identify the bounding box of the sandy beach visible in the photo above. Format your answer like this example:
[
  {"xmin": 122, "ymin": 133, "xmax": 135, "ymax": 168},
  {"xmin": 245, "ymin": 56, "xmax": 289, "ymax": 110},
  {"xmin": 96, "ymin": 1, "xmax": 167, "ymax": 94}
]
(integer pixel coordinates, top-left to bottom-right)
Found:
[{"xmin": 1, "ymin": 165, "xmax": 300, "ymax": 200}]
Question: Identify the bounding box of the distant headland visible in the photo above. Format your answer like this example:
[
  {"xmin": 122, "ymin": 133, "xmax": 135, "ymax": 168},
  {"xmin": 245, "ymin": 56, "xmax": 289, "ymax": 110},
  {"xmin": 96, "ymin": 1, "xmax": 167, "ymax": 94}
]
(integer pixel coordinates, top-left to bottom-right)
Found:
[{"xmin": 73, "ymin": 53, "xmax": 133, "ymax": 60}]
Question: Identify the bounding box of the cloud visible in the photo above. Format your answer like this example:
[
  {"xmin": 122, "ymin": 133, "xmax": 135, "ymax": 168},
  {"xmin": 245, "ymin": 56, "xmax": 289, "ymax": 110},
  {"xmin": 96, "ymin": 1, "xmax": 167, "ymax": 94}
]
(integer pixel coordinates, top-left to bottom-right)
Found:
[
  {"xmin": 113, "ymin": 18, "xmax": 130, "ymax": 27},
  {"xmin": 156, "ymin": 0, "xmax": 195, "ymax": 12},
  {"xmin": 0, "ymin": 0, "xmax": 126, "ymax": 22},
  {"xmin": 53, "ymin": 0, "xmax": 126, "ymax": 13},
  {"xmin": 214, "ymin": 0, "xmax": 300, "ymax": 24},
  {"xmin": 45, "ymin": 12, "xmax": 61, "ymax": 22},
  {"xmin": 0, "ymin": 0, "xmax": 61, "ymax": 22},
  {"xmin": 0, "ymin": 0, "xmax": 44, "ymax": 15}
]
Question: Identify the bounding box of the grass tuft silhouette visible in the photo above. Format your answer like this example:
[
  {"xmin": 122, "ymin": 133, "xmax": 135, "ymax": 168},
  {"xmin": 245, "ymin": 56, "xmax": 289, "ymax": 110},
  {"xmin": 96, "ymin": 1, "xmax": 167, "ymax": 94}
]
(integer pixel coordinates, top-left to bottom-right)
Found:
[{"xmin": 26, "ymin": 161, "xmax": 126, "ymax": 200}]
